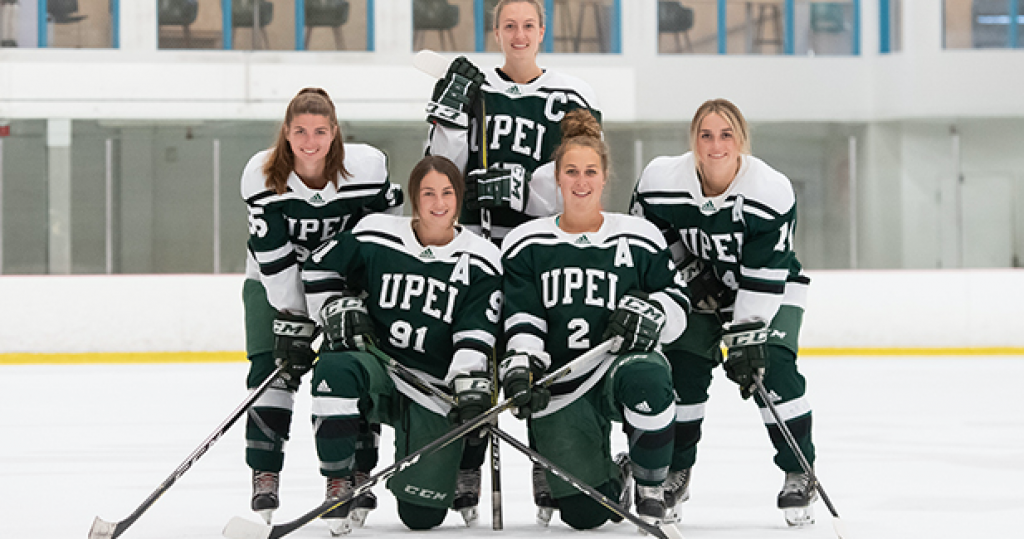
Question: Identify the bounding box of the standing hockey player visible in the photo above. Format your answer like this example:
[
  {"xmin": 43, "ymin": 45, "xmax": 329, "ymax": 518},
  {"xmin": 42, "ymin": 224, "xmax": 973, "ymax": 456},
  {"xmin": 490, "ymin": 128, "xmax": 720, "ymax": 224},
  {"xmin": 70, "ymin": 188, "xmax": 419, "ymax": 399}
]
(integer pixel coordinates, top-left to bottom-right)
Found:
[
  {"xmin": 426, "ymin": 0, "xmax": 602, "ymax": 246},
  {"xmin": 630, "ymin": 98, "xmax": 817, "ymax": 527},
  {"xmin": 301, "ymin": 155, "xmax": 503, "ymax": 535},
  {"xmin": 425, "ymin": 0, "xmax": 601, "ymax": 522},
  {"xmin": 241, "ymin": 88, "xmax": 403, "ymax": 527},
  {"xmin": 499, "ymin": 109, "xmax": 689, "ymax": 532}
]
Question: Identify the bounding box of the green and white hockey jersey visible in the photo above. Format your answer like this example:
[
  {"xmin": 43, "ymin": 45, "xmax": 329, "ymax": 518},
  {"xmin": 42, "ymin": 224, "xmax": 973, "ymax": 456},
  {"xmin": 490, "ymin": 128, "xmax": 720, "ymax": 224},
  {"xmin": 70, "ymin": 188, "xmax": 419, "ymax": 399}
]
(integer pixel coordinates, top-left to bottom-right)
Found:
[
  {"xmin": 501, "ymin": 213, "xmax": 690, "ymax": 413},
  {"xmin": 243, "ymin": 145, "xmax": 403, "ymax": 315},
  {"xmin": 303, "ymin": 214, "xmax": 503, "ymax": 397},
  {"xmin": 630, "ymin": 152, "xmax": 808, "ymax": 325},
  {"xmin": 428, "ymin": 67, "xmax": 602, "ymax": 243}
]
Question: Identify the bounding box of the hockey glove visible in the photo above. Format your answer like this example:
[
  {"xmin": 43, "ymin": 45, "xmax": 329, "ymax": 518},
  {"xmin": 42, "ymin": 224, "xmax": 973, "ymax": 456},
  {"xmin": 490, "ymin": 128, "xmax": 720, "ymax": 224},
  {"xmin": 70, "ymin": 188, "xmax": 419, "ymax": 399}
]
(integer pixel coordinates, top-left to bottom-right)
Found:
[
  {"xmin": 465, "ymin": 163, "xmax": 531, "ymax": 213},
  {"xmin": 320, "ymin": 294, "xmax": 377, "ymax": 352},
  {"xmin": 603, "ymin": 291, "xmax": 667, "ymax": 354},
  {"xmin": 679, "ymin": 257, "xmax": 736, "ymax": 316},
  {"xmin": 449, "ymin": 372, "xmax": 493, "ymax": 446},
  {"xmin": 499, "ymin": 351, "xmax": 551, "ymax": 420},
  {"xmin": 722, "ymin": 319, "xmax": 769, "ymax": 399},
  {"xmin": 272, "ymin": 313, "xmax": 317, "ymax": 384},
  {"xmin": 425, "ymin": 56, "xmax": 485, "ymax": 130}
]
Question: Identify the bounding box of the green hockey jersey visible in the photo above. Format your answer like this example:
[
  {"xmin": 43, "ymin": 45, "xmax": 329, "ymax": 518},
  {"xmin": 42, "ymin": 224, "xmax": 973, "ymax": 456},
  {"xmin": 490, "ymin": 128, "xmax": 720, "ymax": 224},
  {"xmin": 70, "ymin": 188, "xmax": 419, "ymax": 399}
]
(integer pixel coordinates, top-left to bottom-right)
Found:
[
  {"xmin": 243, "ymin": 145, "xmax": 403, "ymax": 315},
  {"xmin": 428, "ymin": 67, "xmax": 602, "ymax": 243},
  {"xmin": 501, "ymin": 213, "xmax": 690, "ymax": 414},
  {"xmin": 630, "ymin": 152, "xmax": 808, "ymax": 324},
  {"xmin": 303, "ymin": 214, "xmax": 503, "ymax": 399}
]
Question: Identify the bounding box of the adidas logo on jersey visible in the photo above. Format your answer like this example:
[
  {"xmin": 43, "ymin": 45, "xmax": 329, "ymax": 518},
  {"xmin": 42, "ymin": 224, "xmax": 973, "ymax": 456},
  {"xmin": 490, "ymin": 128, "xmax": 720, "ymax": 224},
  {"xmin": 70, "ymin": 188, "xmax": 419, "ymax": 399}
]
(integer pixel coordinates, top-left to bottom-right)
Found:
[
  {"xmin": 310, "ymin": 193, "xmax": 325, "ymax": 204},
  {"xmin": 574, "ymin": 235, "xmax": 591, "ymax": 246},
  {"xmin": 419, "ymin": 247, "xmax": 435, "ymax": 259},
  {"xmin": 700, "ymin": 200, "xmax": 715, "ymax": 213},
  {"xmin": 634, "ymin": 401, "xmax": 652, "ymax": 413},
  {"xmin": 317, "ymin": 379, "xmax": 332, "ymax": 393},
  {"xmin": 506, "ymin": 85, "xmax": 521, "ymax": 96}
]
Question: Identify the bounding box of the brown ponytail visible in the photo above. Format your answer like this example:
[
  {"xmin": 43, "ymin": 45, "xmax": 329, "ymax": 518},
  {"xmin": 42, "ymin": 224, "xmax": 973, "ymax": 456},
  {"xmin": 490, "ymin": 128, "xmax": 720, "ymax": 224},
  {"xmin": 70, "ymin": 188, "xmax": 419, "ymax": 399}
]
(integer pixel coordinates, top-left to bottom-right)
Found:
[{"xmin": 263, "ymin": 87, "xmax": 350, "ymax": 194}]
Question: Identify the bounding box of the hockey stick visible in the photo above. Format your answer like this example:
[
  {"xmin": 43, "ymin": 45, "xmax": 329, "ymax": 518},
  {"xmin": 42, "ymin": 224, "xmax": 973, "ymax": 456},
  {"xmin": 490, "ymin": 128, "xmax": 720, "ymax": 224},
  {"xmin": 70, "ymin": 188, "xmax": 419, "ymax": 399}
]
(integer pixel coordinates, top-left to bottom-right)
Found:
[
  {"xmin": 366, "ymin": 343, "xmax": 682, "ymax": 539},
  {"xmin": 416, "ymin": 48, "xmax": 500, "ymax": 530},
  {"xmin": 89, "ymin": 362, "xmax": 291, "ymax": 539},
  {"xmin": 222, "ymin": 340, "xmax": 614, "ymax": 539},
  {"xmin": 753, "ymin": 374, "xmax": 847, "ymax": 539}
]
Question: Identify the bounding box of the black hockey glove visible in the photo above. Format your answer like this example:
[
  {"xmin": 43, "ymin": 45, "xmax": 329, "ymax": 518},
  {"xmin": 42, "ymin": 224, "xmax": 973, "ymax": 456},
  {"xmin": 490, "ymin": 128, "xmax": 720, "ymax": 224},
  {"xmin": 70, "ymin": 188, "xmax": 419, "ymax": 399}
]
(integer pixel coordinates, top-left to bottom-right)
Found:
[
  {"xmin": 272, "ymin": 313, "xmax": 317, "ymax": 385},
  {"xmin": 499, "ymin": 351, "xmax": 551, "ymax": 420},
  {"xmin": 320, "ymin": 294, "xmax": 377, "ymax": 352},
  {"xmin": 448, "ymin": 372, "xmax": 493, "ymax": 446},
  {"xmin": 722, "ymin": 319, "xmax": 769, "ymax": 400},
  {"xmin": 465, "ymin": 163, "xmax": 531, "ymax": 213},
  {"xmin": 679, "ymin": 256, "xmax": 735, "ymax": 316},
  {"xmin": 425, "ymin": 56, "xmax": 485, "ymax": 130},
  {"xmin": 603, "ymin": 291, "xmax": 666, "ymax": 354}
]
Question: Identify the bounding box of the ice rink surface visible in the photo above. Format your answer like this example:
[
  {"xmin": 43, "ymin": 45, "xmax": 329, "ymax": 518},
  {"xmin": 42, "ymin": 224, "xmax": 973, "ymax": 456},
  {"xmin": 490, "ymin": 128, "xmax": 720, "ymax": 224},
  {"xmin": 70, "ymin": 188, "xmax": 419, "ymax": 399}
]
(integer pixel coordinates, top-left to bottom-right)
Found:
[{"xmin": 2, "ymin": 356, "xmax": 1022, "ymax": 539}]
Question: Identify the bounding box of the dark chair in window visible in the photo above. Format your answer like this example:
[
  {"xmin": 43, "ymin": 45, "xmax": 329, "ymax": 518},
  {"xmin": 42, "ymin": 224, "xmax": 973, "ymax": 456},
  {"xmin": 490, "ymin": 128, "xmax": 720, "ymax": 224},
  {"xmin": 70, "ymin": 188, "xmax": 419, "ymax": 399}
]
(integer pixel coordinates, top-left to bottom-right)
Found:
[
  {"xmin": 305, "ymin": 0, "xmax": 349, "ymax": 50},
  {"xmin": 413, "ymin": 0, "xmax": 459, "ymax": 51},
  {"xmin": 47, "ymin": 0, "xmax": 88, "ymax": 47},
  {"xmin": 658, "ymin": 1, "xmax": 694, "ymax": 53},
  {"xmin": 159, "ymin": 0, "xmax": 200, "ymax": 48},
  {"xmin": 231, "ymin": 0, "xmax": 274, "ymax": 49}
]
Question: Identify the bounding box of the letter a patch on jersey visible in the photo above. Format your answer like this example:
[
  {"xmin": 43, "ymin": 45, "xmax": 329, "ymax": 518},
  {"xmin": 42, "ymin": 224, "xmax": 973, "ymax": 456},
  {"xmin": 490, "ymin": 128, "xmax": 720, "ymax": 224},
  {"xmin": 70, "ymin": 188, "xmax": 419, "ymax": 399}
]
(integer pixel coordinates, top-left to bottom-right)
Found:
[
  {"xmin": 449, "ymin": 253, "xmax": 471, "ymax": 286},
  {"xmin": 614, "ymin": 237, "xmax": 635, "ymax": 268}
]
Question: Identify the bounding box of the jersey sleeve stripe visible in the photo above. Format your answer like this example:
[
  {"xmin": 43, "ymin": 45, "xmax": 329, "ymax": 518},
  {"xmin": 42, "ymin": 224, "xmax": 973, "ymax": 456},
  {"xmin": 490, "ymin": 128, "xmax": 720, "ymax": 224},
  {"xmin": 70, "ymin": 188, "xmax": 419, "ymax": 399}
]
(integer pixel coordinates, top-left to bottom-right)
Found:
[
  {"xmin": 453, "ymin": 329, "xmax": 497, "ymax": 348},
  {"xmin": 245, "ymin": 190, "xmax": 275, "ymax": 206},
  {"xmin": 506, "ymin": 333, "xmax": 545, "ymax": 355},
  {"xmin": 253, "ymin": 244, "xmax": 294, "ymax": 265},
  {"xmin": 740, "ymin": 266, "xmax": 789, "ymax": 282},
  {"xmin": 738, "ymin": 276, "xmax": 785, "ymax": 295},
  {"xmin": 258, "ymin": 251, "xmax": 297, "ymax": 277},
  {"xmin": 504, "ymin": 311, "xmax": 547, "ymax": 334},
  {"xmin": 636, "ymin": 190, "xmax": 694, "ymax": 201},
  {"xmin": 453, "ymin": 339, "xmax": 493, "ymax": 358},
  {"xmin": 502, "ymin": 231, "xmax": 558, "ymax": 259}
]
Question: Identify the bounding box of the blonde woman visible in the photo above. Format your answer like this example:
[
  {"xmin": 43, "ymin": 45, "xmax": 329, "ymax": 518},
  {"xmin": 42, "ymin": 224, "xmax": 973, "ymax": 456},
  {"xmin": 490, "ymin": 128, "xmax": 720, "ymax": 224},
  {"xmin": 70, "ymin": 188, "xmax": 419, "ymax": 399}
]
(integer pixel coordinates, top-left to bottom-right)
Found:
[
  {"xmin": 630, "ymin": 98, "xmax": 817, "ymax": 527},
  {"xmin": 500, "ymin": 110, "xmax": 689, "ymax": 531}
]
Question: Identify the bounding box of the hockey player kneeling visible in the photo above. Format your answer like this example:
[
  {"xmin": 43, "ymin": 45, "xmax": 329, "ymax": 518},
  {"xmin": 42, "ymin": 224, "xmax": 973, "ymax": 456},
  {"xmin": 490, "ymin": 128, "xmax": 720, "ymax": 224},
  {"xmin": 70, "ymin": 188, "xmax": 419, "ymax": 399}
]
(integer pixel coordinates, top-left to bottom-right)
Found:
[
  {"xmin": 499, "ymin": 109, "xmax": 689, "ymax": 535},
  {"xmin": 302, "ymin": 156, "xmax": 503, "ymax": 534}
]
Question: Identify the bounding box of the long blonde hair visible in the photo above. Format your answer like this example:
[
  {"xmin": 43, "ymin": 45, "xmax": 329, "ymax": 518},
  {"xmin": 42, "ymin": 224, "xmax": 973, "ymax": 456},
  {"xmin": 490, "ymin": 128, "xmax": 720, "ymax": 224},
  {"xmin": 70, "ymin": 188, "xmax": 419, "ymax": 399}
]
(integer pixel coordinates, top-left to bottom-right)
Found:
[{"xmin": 264, "ymin": 88, "xmax": 350, "ymax": 194}]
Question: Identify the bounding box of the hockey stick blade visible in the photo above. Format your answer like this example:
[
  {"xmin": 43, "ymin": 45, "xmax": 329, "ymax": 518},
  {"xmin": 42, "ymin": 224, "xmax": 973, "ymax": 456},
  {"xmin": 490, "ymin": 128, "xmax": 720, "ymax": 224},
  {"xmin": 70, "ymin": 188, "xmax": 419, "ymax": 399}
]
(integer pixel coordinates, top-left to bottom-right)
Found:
[
  {"xmin": 88, "ymin": 517, "xmax": 119, "ymax": 539},
  {"xmin": 222, "ymin": 517, "xmax": 271, "ymax": 539},
  {"xmin": 413, "ymin": 49, "xmax": 450, "ymax": 79}
]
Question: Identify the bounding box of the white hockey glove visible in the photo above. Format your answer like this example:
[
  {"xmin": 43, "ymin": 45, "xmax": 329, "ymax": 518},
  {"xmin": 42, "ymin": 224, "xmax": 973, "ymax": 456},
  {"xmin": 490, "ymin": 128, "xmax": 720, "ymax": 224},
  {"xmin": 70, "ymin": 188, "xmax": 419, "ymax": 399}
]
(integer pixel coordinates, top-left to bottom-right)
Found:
[
  {"xmin": 272, "ymin": 313, "xmax": 317, "ymax": 387},
  {"xmin": 722, "ymin": 319, "xmax": 769, "ymax": 400},
  {"xmin": 425, "ymin": 56, "xmax": 485, "ymax": 130},
  {"xmin": 499, "ymin": 351, "xmax": 551, "ymax": 420},
  {"xmin": 465, "ymin": 163, "xmax": 531, "ymax": 213},
  {"xmin": 320, "ymin": 294, "xmax": 377, "ymax": 352},
  {"xmin": 603, "ymin": 291, "xmax": 666, "ymax": 354}
]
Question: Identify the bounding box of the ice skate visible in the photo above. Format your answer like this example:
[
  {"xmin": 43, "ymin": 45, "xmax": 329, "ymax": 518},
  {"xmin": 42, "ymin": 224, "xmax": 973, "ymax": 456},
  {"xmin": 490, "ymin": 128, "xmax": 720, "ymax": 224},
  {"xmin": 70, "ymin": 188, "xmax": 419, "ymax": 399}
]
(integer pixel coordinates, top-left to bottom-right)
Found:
[
  {"xmin": 323, "ymin": 476, "xmax": 354, "ymax": 536},
  {"xmin": 777, "ymin": 471, "xmax": 818, "ymax": 527},
  {"xmin": 452, "ymin": 468, "xmax": 481, "ymax": 526},
  {"xmin": 349, "ymin": 471, "xmax": 377, "ymax": 528},
  {"xmin": 250, "ymin": 471, "xmax": 280, "ymax": 524},
  {"xmin": 532, "ymin": 462, "xmax": 558, "ymax": 526},
  {"xmin": 662, "ymin": 468, "xmax": 691, "ymax": 524},
  {"xmin": 635, "ymin": 483, "xmax": 669, "ymax": 530}
]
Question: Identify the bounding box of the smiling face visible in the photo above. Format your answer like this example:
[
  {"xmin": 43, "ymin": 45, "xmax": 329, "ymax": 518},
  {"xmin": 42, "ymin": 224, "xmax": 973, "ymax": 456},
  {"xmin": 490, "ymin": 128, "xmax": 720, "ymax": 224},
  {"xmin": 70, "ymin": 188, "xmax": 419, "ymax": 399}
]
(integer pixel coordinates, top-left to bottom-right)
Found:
[
  {"xmin": 557, "ymin": 145, "xmax": 606, "ymax": 217},
  {"xmin": 416, "ymin": 169, "xmax": 459, "ymax": 234},
  {"xmin": 694, "ymin": 112, "xmax": 742, "ymax": 196},
  {"xmin": 285, "ymin": 113, "xmax": 336, "ymax": 173},
  {"xmin": 494, "ymin": 1, "xmax": 544, "ymax": 64}
]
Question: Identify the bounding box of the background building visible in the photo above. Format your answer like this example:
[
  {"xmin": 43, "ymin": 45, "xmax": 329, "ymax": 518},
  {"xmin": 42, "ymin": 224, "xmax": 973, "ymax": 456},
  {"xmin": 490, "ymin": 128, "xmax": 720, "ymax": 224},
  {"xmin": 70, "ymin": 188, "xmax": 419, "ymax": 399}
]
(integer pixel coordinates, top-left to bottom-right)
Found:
[{"xmin": 1, "ymin": 1, "xmax": 1022, "ymax": 275}]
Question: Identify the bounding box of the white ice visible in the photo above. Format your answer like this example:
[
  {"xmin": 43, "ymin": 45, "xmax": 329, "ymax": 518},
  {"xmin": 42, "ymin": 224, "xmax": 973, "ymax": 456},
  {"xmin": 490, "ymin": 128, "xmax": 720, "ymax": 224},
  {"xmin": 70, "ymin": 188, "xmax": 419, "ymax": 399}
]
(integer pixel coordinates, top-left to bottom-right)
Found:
[{"xmin": 2, "ymin": 356, "xmax": 1022, "ymax": 539}]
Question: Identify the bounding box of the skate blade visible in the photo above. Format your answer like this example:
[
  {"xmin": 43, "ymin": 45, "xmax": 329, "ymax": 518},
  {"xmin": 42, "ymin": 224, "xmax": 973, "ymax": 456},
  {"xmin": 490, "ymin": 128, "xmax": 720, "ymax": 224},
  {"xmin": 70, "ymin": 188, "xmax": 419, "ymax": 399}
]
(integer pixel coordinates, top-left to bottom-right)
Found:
[
  {"xmin": 88, "ymin": 517, "xmax": 117, "ymax": 539},
  {"xmin": 457, "ymin": 506, "xmax": 479, "ymax": 527},
  {"xmin": 350, "ymin": 507, "xmax": 371, "ymax": 528},
  {"xmin": 255, "ymin": 508, "xmax": 274, "ymax": 525},
  {"xmin": 784, "ymin": 506, "xmax": 816, "ymax": 527},
  {"xmin": 536, "ymin": 506, "xmax": 555, "ymax": 526},
  {"xmin": 325, "ymin": 516, "xmax": 352, "ymax": 536}
]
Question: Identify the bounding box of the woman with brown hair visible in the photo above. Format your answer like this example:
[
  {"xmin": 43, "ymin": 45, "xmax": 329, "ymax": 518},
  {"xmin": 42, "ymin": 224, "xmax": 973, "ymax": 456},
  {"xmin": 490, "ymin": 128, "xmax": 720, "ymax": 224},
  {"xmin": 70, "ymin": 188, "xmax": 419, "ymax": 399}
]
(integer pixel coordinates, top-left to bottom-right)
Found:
[{"xmin": 240, "ymin": 87, "xmax": 402, "ymax": 530}]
